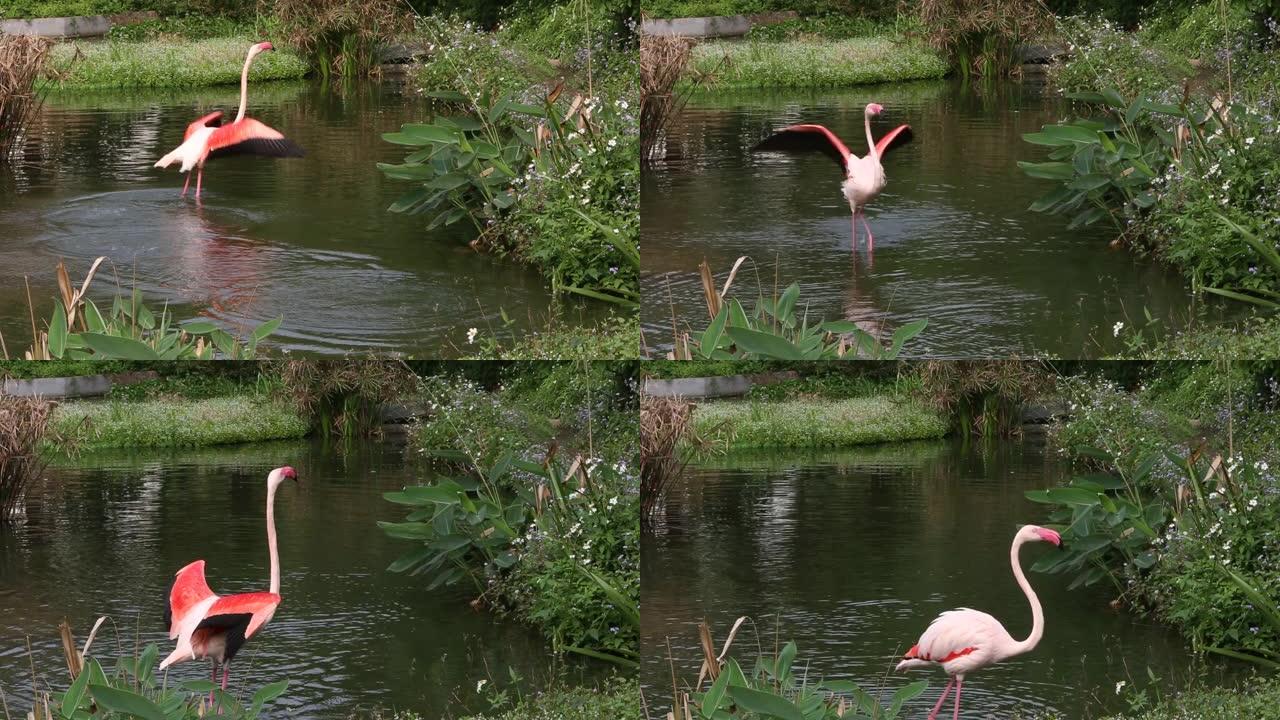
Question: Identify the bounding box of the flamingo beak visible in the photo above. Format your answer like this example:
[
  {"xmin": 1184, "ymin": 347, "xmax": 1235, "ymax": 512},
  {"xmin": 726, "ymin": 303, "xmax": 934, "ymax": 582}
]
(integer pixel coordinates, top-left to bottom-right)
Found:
[
  {"xmin": 1036, "ymin": 527, "xmax": 1063, "ymax": 547},
  {"xmin": 259, "ymin": 42, "xmax": 274, "ymax": 52}
]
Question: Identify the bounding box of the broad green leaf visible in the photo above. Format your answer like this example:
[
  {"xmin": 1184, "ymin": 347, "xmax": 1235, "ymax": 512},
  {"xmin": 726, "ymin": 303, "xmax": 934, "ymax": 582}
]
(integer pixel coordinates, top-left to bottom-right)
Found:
[
  {"xmin": 79, "ymin": 333, "xmax": 159, "ymax": 360},
  {"xmin": 725, "ymin": 686, "xmax": 804, "ymax": 720},
  {"xmin": 1017, "ymin": 161, "xmax": 1075, "ymax": 180},
  {"xmin": 49, "ymin": 303, "xmax": 67, "ymax": 358},
  {"xmin": 724, "ymin": 326, "xmax": 804, "ymax": 359},
  {"xmin": 88, "ymin": 685, "xmax": 166, "ymax": 720}
]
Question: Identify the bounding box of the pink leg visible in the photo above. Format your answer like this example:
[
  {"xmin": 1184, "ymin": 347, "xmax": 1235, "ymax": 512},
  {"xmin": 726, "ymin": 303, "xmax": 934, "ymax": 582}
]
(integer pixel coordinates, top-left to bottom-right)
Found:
[
  {"xmin": 195, "ymin": 168, "xmax": 203, "ymax": 200},
  {"xmin": 851, "ymin": 212, "xmax": 858, "ymax": 252},
  {"xmin": 927, "ymin": 677, "xmax": 954, "ymax": 720},
  {"xmin": 862, "ymin": 214, "xmax": 874, "ymax": 251},
  {"xmin": 222, "ymin": 664, "xmax": 229, "ymax": 691},
  {"xmin": 182, "ymin": 173, "xmax": 191, "ymax": 197},
  {"xmin": 208, "ymin": 663, "xmax": 217, "ymax": 706},
  {"xmin": 952, "ymin": 676, "xmax": 963, "ymax": 720}
]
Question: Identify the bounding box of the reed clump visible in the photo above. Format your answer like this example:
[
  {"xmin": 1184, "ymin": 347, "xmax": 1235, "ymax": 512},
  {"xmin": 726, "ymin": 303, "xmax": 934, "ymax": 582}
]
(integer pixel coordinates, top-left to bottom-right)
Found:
[
  {"xmin": 0, "ymin": 395, "xmax": 55, "ymax": 520},
  {"xmin": 909, "ymin": 0, "xmax": 1049, "ymax": 77},
  {"xmin": 266, "ymin": 0, "xmax": 411, "ymax": 79},
  {"xmin": 640, "ymin": 394, "xmax": 696, "ymax": 524},
  {"xmin": 640, "ymin": 34, "xmax": 694, "ymax": 163},
  {"xmin": 0, "ymin": 34, "xmax": 52, "ymax": 161},
  {"xmin": 275, "ymin": 359, "xmax": 416, "ymax": 438}
]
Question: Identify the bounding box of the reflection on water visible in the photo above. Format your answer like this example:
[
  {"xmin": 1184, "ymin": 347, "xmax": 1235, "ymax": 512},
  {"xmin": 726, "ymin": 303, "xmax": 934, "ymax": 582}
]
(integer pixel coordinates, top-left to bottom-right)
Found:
[
  {"xmin": 641, "ymin": 79, "xmax": 1235, "ymax": 357},
  {"xmin": 641, "ymin": 438, "xmax": 1242, "ymax": 719},
  {"xmin": 0, "ymin": 440, "xmax": 603, "ymax": 717},
  {"xmin": 0, "ymin": 80, "xmax": 608, "ymax": 355}
]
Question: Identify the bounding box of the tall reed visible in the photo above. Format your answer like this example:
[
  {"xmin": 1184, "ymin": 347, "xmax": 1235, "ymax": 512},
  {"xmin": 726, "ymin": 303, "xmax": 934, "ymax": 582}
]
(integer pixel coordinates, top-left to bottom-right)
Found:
[
  {"xmin": 640, "ymin": 34, "xmax": 693, "ymax": 164},
  {"xmin": 0, "ymin": 395, "xmax": 54, "ymax": 520},
  {"xmin": 0, "ymin": 35, "xmax": 52, "ymax": 161},
  {"xmin": 640, "ymin": 394, "xmax": 695, "ymax": 524},
  {"xmin": 909, "ymin": 0, "xmax": 1048, "ymax": 78}
]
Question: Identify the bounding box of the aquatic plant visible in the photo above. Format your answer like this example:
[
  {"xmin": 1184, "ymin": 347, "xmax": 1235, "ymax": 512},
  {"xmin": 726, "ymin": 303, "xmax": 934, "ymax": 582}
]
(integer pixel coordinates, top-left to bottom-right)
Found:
[
  {"xmin": 910, "ymin": 0, "xmax": 1049, "ymax": 78},
  {"xmin": 639, "ymin": 395, "xmax": 696, "ymax": 524},
  {"xmin": 0, "ymin": 35, "xmax": 52, "ymax": 161},
  {"xmin": 913, "ymin": 360, "xmax": 1053, "ymax": 437},
  {"xmin": 273, "ymin": 359, "xmax": 416, "ymax": 439},
  {"xmin": 0, "ymin": 396, "xmax": 57, "ymax": 521},
  {"xmin": 668, "ymin": 258, "xmax": 927, "ymax": 360},
  {"xmin": 640, "ymin": 34, "xmax": 694, "ymax": 163},
  {"xmin": 21, "ymin": 618, "xmax": 289, "ymax": 720},
  {"xmin": 659, "ymin": 618, "xmax": 928, "ymax": 720},
  {"xmin": 266, "ymin": 0, "xmax": 410, "ymax": 78},
  {"xmin": 16, "ymin": 259, "xmax": 278, "ymax": 361}
]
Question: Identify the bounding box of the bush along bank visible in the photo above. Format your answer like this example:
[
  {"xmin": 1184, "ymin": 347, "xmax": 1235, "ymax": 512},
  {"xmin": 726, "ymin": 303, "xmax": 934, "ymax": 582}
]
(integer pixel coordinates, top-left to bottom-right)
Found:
[
  {"xmin": 1021, "ymin": 1, "xmax": 1280, "ymax": 355},
  {"xmin": 1028, "ymin": 363, "xmax": 1280, "ymax": 673},
  {"xmin": 382, "ymin": 364, "xmax": 639, "ymax": 667},
  {"xmin": 380, "ymin": 4, "xmax": 639, "ymax": 353}
]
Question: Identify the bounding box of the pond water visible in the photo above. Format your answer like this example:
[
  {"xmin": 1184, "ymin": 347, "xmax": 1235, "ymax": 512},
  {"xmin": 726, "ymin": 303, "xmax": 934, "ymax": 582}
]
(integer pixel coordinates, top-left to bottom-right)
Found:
[
  {"xmin": 0, "ymin": 438, "xmax": 604, "ymax": 717},
  {"xmin": 0, "ymin": 79, "xmax": 607, "ymax": 356},
  {"xmin": 641, "ymin": 436, "xmax": 1242, "ymax": 718},
  {"xmin": 641, "ymin": 78, "xmax": 1235, "ymax": 357}
]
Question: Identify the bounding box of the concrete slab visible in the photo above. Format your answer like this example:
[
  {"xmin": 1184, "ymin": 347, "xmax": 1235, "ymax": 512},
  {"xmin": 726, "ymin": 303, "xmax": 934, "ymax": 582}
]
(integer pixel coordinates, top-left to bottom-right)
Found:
[
  {"xmin": 1, "ymin": 15, "xmax": 111, "ymax": 38},
  {"xmin": 644, "ymin": 371, "xmax": 799, "ymax": 399},
  {"xmin": 642, "ymin": 11, "xmax": 797, "ymax": 38}
]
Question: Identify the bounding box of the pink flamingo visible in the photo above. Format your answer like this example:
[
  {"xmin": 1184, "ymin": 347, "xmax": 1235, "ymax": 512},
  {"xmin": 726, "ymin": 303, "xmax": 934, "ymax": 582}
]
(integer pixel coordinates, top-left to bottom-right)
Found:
[
  {"xmin": 160, "ymin": 467, "xmax": 298, "ymax": 701},
  {"xmin": 154, "ymin": 42, "xmax": 304, "ymax": 200},
  {"xmin": 753, "ymin": 103, "xmax": 912, "ymax": 251},
  {"xmin": 895, "ymin": 525, "xmax": 1062, "ymax": 720}
]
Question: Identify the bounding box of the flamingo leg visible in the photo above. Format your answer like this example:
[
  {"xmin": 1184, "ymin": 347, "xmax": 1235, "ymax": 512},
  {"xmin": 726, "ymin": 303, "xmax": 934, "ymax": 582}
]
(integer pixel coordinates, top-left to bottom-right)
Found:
[
  {"xmin": 182, "ymin": 173, "xmax": 191, "ymax": 197},
  {"xmin": 195, "ymin": 168, "xmax": 204, "ymax": 200},
  {"xmin": 850, "ymin": 204, "xmax": 859, "ymax": 252},
  {"xmin": 861, "ymin": 214, "xmax": 874, "ymax": 251},
  {"xmin": 927, "ymin": 677, "xmax": 954, "ymax": 720},
  {"xmin": 208, "ymin": 662, "xmax": 218, "ymax": 706},
  {"xmin": 222, "ymin": 664, "xmax": 229, "ymax": 691},
  {"xmin": 952, "ymin": 676, "xmax": 963, "ymax": 720}
]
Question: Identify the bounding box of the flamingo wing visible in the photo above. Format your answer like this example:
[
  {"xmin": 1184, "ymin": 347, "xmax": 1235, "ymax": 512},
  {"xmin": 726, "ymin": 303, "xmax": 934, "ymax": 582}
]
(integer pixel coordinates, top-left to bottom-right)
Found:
[
  {"xmin": 898, "ymin": 609, "xmax": 1001, "ymax": 671},
  {"xmin": 206, "ymin": 117, "xmax": 305, "ymax": 160},
  {"xmin": 205, "ymin": 591, "xmax": 281, "ymax": 641},
  {"xmin": 752, "ymin": 124, "xmax": 852, "ymax": 176},
  {"xmin": 160, "ymin": 561, "xmax": 220, "ymax": 669},
  {"xmin": 874, "ymin": 124, "xmax": 913, "ymax": 158},
  {"xmin": 184, "ymin": 111, "xmax": 224, "ymax": 141}
]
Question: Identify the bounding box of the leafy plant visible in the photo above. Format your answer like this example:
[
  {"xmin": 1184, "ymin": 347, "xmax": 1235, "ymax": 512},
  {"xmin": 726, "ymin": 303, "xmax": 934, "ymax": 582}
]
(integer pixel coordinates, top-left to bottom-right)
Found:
[
  {"xmin": 266, "ymin": 0, "xmax": 410, "ymax": 78},
  {"xmin": 911, "ymin": 0, "xmax": 1049, "ymax": 78},
  {"xmin": 913, "ymin": 360, "xmax": 1051, "ymax": 437},
  {"xmin": 1202, "ymin": 214, "xmax": 1280, "ymax": 309}
]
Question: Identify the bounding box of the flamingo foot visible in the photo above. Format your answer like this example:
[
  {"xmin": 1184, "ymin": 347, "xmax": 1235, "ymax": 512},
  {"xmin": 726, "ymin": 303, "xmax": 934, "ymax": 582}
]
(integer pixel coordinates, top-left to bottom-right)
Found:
[
  {"xmin": 952, "ymin": 676, "xmax": 963, "ymax": 720},
  {"xmin": 927, "ymin": 677, "xmax": 954, "ymax": 720}
]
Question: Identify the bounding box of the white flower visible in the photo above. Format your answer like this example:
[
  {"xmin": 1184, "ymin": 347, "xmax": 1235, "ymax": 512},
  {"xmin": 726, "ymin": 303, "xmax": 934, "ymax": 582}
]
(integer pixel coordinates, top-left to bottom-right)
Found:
[
  {"xmin": 1115, "ymin": 681, "xmax": 1127, "ymax": 695},
  {"xmin": 1113, "ymin": 321, "xmax": 1125, "ymax": 337},
  {"xmin": 466, "ymin": 327, "xmax": 478, "ymax": 344},
  {"xmin": 1246, "ymin": 137, "xmax": 1255, "ymax": 145},
  {"xmin": 476, "ymin": 680, "xmax": 487, "ymax": 693}
]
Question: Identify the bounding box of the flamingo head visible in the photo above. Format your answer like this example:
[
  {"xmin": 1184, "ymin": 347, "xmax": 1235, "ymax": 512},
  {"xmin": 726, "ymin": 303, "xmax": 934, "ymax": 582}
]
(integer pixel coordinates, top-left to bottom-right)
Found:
[
  {"xmin": 1022, "ymin": 524, "xmax": 1062, "ymax": 547},
  {"xmin": 251, "ymin": 41, "xmax": 274, "ymax": 56},
  {"xmin": 268, "ymin": 466, "xmax": 299, "ymax": 491},
  {"xmin": 865, "ymin": 103, "xmax": 884, "ymax": 117}
]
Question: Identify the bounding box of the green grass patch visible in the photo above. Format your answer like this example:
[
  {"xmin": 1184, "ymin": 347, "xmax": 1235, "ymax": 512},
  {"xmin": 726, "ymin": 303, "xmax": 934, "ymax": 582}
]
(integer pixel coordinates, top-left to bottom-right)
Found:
[
  {"xmin": 1099, "ymin": 676, "xmax": 1280, "ymax": 720},
  {"xmin": 48, "ymin": 36, "xmax": 309, "ymax": 89},
  {"xmin": 460, "ymin": 677, "xmax": 638, "ymax": 720},
  {"xmin": 694, "ymin": 395, "xmax": 948, "ymax": 449},
  {"xmin": 689, "ymin": 36, "xmax": 948, "ymax": 89},
  {"xmin": 466, "ymin": 315, "xmax": 639, "ymax": 360},
  {"xmin": 54, "ymin": 396, "xmax": 308, "ymax": 449}
]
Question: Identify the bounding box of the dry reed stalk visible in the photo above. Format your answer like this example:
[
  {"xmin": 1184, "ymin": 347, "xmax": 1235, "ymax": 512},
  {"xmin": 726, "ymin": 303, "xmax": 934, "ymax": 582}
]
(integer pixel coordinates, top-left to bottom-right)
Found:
[
  {"xmin": 640, "ymin": 34, "xmax": 694, "ymax": 163},
  {"xmin": 22, "ymin": 257, "xmax": 107, "ymax": 360},
  {"xmin": 640, "ymin": 394, "xmax": 698, "ymax": 523},
  {"xmin": 0, "ymin": 35, "xmax": 52, "ymax": 161},
  {"xmin": 0, "ymin": 396, "xmax": 55, "ymax": 520}
]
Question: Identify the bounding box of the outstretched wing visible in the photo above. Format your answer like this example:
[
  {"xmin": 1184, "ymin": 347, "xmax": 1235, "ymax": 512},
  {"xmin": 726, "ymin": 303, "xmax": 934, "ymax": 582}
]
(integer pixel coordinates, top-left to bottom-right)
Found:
[
  {"xmin": 205, "ymin": 591, "xmax": 281, "ymax": 641},
  {"xmin": 752, "ymin": 124, "xmax": 851, "ymax": 176},
  {"xmin": 874, "ymin": 124, "xmax": 913, "ymax": 158},
  {"xmin": 207, "ymin": 118, "xmax": 305, "ymax": 160},
  {"xmin": 184, "ymin": 111, "xmax": 223, "ymax": 141},
  {"xmin": 160, "ymin": 560, "xmax": 220, "ymax": 669}
]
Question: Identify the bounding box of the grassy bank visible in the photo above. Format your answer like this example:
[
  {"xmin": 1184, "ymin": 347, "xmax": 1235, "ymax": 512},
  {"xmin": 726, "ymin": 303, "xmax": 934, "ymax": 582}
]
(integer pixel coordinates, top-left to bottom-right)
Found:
[
  {"xmin": 460, "ymin": 676, "xmax": 638, "ymax": 720},
  {"xmin": 1098, "ymin": 676, "xmax": 1280, "ymax": 720},
  {"xmin": 47, "ymin": 36, "xmax": 309, "ymax": 89},
  {"xmin": 54, "ymin": 395, "xmax": 308, "ymax": 449},
  {"xmin": 695, "ymin": 394, "xmax": 948, "ymax": 449},
  {"xmin": 689, "ymin": 36, "xmax": 947, "ymax": 89},
  {"xmin": 463, "ymin": 314, "xmax": 639, "ymax": 360}
]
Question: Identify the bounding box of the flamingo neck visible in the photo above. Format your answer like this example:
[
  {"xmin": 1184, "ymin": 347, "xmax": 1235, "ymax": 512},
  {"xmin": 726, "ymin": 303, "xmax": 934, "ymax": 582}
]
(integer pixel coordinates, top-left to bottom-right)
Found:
[
  {"xmin": 865, "ymin": 113, "xmax": 877, "ymax": 160},
  {"xmin": 235, "ymin": 50, "xmax": 256, "ymax": 122},
  {"xmin": 267, "ymin": 480, "xmax": 280, "ymax": 595},
  {"xmin": 1008, "ymin": 534, "xmax": 1044, "ymax": 657}
]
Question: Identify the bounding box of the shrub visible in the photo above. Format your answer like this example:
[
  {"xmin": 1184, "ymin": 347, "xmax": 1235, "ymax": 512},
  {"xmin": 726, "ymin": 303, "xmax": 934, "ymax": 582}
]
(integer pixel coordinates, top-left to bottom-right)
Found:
[
  {"xmin": 413, "ymin": 374, "xmax": 554, "ymax": 468},
  {"xmin": 274, "ymin": 360, "xmax": 416, "ymax": 438},
  {"xmin": 462, "ymin": 676, "xmax": 638, "ymax": 720},
  {"xmin": 911, "ymin": 0, "xmax": 1050, "ymax": 77},
  {"xmin": 1099, "ymin": 676, "xmax": 1280, "ymax": 720},
  {"xmin": 266, "ymin": 0, "xmax": 411, "ymax": 78},
  {"xmin": 1050, "ymin": 16, "xmax": 1193, "ymax": 97}
]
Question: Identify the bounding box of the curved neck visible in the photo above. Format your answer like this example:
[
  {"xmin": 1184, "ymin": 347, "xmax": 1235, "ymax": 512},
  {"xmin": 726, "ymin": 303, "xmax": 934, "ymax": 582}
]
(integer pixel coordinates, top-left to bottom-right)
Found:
[
  {"xmin": 235, "ymin": 50, "xmax": 257, "ymax": 122},
  {"xmin": 1008, "ymin": 535, "xmax": 1044, "ymax": 656},
  {"xmin": 267, "ymin": 480, "xmax": 280, "ymax": 594},
  {"xmin": 865, "ymin": 113, "xmax": 877, "ymax": 159}
]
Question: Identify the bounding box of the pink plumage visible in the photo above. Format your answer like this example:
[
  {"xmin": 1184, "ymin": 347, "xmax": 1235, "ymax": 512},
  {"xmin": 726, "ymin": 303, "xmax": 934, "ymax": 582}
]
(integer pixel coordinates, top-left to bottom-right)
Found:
[
  {"xmin": 753, "ymin": 102, "xmax": 913, "ymax": 252},
  {"xmin": 895, "ymin": 525, "xmax": 1062, "ymax": 720},
  {"xmin": 160, "ymin": 466, "xmax": 298, "ymax": 701}
]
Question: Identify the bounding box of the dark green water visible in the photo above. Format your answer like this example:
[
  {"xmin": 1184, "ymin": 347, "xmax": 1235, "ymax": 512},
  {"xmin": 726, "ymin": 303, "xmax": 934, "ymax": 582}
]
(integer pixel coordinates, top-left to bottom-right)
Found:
[
  {"xmin": 641, "ymin": 437, "xmax": 1242, "ymax": 718},
  {"xmin": 641, "ymin": 78, "xmax": 1235, "ymax": 357},
  {"xmin": 0, "ymin": 80, "xmax": 607, "ymax": 355},
  {"xmin": 0, "ymin": 438, "xmax": 603, "ymax": 717}
]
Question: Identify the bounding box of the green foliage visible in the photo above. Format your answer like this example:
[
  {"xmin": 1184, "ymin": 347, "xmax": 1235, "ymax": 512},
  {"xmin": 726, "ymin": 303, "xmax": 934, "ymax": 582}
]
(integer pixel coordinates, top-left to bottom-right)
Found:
[
  {"xmin": 106, "ymin": 15, "xmax": 250, "ymax": 41},
  {"xmin": 1025, "ymin": 449, "xmax": 1166, "ymax": 591},
  {"xmin": 47, "ymin": 36, "xmax": 309, "ymax": 89},
  {"xmin": 0, "ymin": 359, "xmax": 134, "ymax": 379},
  {"xmin": 1126, "ymin": 315, "xmax": 1280, "ymax": 359},
  {"xmin": 52, "ymin": 396, "xmax": 308, "ymax": 449},
  {"xmin": 744, "ymin": 15, "xmax": 889, "ymax": 41},
  {"xmin": 33, "ymin": 290, "xmax": 279, "ymax": 360},
  {"xmin": 274, "ymin": 360, "xmax": 415, "ymax": 438},
  {"xmin": 914, "ymin": 0, "xmax": 1050, "ymax": 78},
  {"xmin": 464, "ymin": 314, "xmax": 638, "ymax": 360},
  {"xmin": 643, "ymin": 0, "xmax": 897, "ymax": 19},
  {"xmin": 267, "ymin": 0, "xmax": 409, "ymax": 78},
  {"xmin": 1051, "ymin": 16, "xmax": 1193, "ymax": 98},
  {"xmin": 913, "ymin": 360, "xmax": 1051, "ymax": 437},
  {"xmin": 414, "ymin": 374, "xmax": 555, "ymax": 466},
  {"xmin": 1099, "ymin": 676, "xmax": 1280, "ymax": 720},
  {"xmin": 33, "ymin": 646, "xmax": 287, "ymax": 720},
  {"xmin": 744, "ymin": 372, "xmax": 892, "ymax": 402},
  {"xmin": 461, "ymin": 676, "xmax": 639, "ymax": 720},
  {"xmin": 681, "ymin": 640, "xmax": 928, "ymax": 720},
  {"xmin": 686, "ymin": 283, "xmax": 926, "ymax": 360},
  {"xmin": 692, "ymin": 395, "xmax": 948, "ymax": 449},
  {"xmin": 687, "ymin": 37, "xmax": 948, "ymax": 89}
]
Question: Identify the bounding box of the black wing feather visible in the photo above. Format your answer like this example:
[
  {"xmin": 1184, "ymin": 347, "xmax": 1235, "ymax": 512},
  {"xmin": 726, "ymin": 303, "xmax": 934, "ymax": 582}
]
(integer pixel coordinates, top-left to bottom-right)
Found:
[
  {"xmin": 752, "ymin": 129, "xmax": 847, "ymax": 174},
  {"xmin": 207, "ymin": 138, "xmax": 306, "ymax": 161}
]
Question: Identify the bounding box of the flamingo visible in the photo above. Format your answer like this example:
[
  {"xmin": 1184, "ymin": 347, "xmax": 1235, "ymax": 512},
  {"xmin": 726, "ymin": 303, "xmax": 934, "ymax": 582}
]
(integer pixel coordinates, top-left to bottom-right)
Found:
[
  {"xmin": 160, "ymin": 466, "xmax": 298, "ymax": 702},
  {"xmin": 895, "ymin": 524, "xmax": 1062, "ymax": 720},
  {"xmin": 154, "ymin": 42, "xmax": 304, "ymax": 200},
  {"xmin": 752, "ymin": 103, "xmax": 912, "ymax": 251}
]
